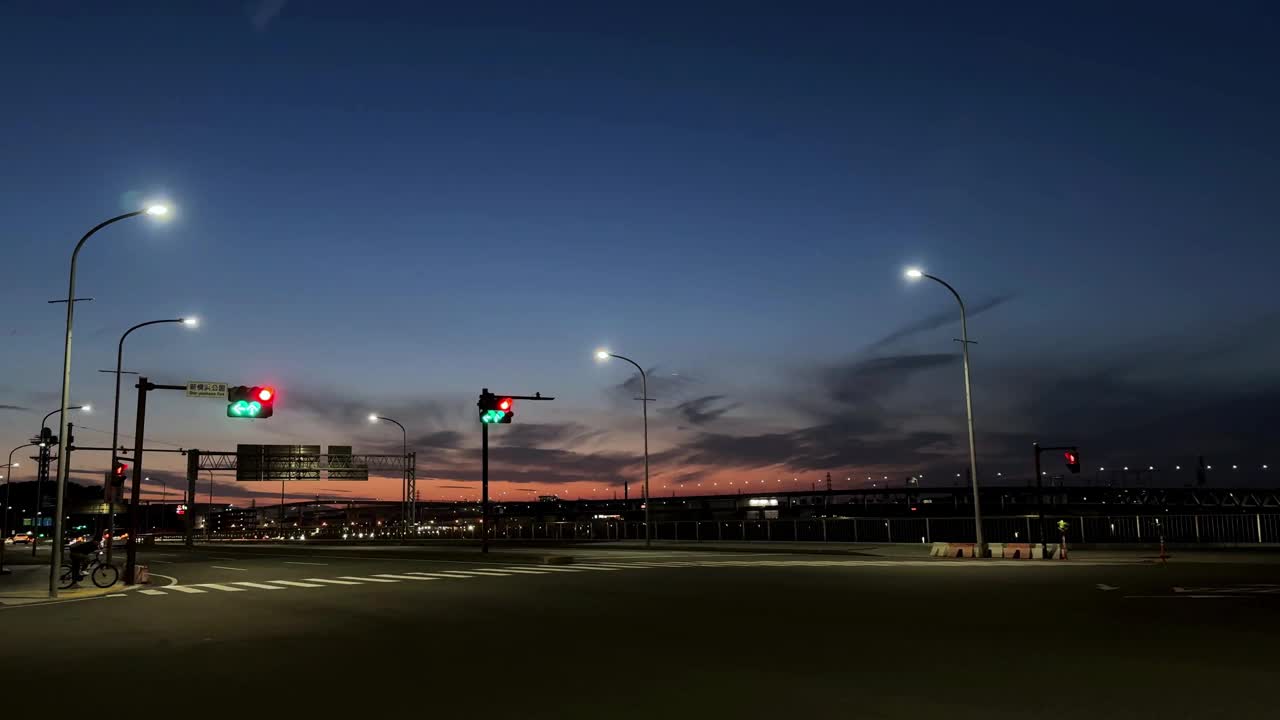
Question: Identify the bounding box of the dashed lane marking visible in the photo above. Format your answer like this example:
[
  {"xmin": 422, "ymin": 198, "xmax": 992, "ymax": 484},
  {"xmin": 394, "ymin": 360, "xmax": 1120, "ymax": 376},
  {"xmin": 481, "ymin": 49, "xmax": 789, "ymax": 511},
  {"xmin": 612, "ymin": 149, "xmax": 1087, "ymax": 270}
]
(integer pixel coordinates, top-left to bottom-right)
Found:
[
  {"xmin": 305, "ymin": 578, "xmax": 363, "ymax": 586},
  {"xmin": 372, "ymin": 574, "xmax": 438, "ymax": 581},
  {"xmin": 283, "ymin": 561, "xmax": 328, "ymax": 566},
  {"xmin": 335, "ymin": 576, "xmax": 399, "ymax": 583},
  {"xmin": 195, "ymin": 583, "xmax": 247, "ymax": 592},
  {"xmin": 210, "ymin": 566, "xmax": 248, "ymax": 572},
  {"xmin": 268, "ymin": 580, "xmax": 325, "ymax": 588},
  {"xmin": 169, "ymin": 586, "xmax": 207, "ymax": 594}
]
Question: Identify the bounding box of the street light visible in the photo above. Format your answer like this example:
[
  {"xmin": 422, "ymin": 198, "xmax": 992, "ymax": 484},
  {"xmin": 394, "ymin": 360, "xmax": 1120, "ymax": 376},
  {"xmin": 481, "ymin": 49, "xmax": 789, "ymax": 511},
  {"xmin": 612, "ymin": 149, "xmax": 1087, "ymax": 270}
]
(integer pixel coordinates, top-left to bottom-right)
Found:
[
  {"xmin": 904, "ymin": 267, "xmax": 985, "ymax": 555},
  {"xmin": 595, "ymin": 349, "xmax": 651, "ymax": 547},
  {"xmin": 50, "ymin": 205, "xmax": 171, "ymax": 597},
  {"xmin": 369, "ymin": 414, "xmax": 410, "ymax": 529},
  {"xmin": 105, "ymin": 316, "xmax": 194, "ymax": 560}
]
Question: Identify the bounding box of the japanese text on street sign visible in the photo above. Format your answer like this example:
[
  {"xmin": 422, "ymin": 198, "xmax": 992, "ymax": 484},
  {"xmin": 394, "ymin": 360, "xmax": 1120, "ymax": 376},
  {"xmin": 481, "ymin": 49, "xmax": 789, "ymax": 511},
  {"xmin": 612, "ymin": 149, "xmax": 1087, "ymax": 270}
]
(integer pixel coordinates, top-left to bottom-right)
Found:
[{"xmin": 186, "ymin": 381, "xmax": 228, "ymax": 399}]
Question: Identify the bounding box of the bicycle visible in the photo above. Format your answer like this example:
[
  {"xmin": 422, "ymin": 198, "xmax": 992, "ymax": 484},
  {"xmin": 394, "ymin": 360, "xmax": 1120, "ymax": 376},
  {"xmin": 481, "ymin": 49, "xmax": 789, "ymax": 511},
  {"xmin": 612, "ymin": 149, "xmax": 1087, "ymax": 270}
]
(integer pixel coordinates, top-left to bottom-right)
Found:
[{"xmin": 57, "ymin": 550, "xmax": 119, "ymax": 589}]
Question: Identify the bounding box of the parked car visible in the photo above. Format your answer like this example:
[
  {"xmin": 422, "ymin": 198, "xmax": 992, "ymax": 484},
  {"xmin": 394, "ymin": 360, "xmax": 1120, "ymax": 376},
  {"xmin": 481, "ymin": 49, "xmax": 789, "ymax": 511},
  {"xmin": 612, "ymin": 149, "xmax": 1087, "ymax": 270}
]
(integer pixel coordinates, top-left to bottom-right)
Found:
[{"xmin": 10, "ymin": 532, "xmax": 34, "ymax": 544}]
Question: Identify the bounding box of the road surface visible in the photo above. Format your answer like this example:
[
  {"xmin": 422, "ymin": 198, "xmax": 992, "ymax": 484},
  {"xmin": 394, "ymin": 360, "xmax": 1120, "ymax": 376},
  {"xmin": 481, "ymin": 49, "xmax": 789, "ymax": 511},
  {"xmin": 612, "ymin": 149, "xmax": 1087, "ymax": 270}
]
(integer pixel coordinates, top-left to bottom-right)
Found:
[{"xmin": 2, "ymin": 544, "xmax": 1276, "ymax": 717}]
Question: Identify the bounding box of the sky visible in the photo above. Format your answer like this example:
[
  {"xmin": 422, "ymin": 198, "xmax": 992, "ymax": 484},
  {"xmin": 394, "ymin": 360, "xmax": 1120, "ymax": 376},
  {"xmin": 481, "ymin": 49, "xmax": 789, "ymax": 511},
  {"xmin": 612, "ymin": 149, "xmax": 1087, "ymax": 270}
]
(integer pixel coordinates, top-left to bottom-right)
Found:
[{"xmin": 2, "ymin": 1, "xmax": 1278, "ymax": 506}]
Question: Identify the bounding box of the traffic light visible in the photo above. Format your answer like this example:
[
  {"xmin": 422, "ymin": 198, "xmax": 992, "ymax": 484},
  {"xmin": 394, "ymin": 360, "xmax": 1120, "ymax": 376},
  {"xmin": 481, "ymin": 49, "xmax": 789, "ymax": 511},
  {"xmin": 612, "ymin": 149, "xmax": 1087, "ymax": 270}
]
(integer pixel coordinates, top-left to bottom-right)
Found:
[
  {"xmin": 228, "ymin": 385, "xmax": 276, "ymax": 418},
  {"xmin": 111, "ymin": 461, "xmax": 129, "ymax": 487},
  {"xmin": 478, "ymin": 392, "xmax": 514, "ymax": 424},
  {"xmin": 1064, "ymin": 449, "xmax": 1081, "ymax": 474}
]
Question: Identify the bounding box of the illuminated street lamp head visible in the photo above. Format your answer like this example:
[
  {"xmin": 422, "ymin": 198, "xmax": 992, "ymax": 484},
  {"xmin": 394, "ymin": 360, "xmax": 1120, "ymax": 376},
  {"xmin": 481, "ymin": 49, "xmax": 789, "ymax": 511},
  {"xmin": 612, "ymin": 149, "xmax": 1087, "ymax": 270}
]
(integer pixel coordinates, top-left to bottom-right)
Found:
[
  {"xmin": 145, "ymin": 204, "xmax": 169, "ymax": 216},
  {"xmin": 368, "ymin": 413, "xmax": 379, "ymax": 423},
  {"xmin": 181, "ymin": 316, "xmax": 199, "ymax": 328},
  {"xmin": 80, "ymin": 404, "xmax": 91, "ymax": 413},
  {"xmin": 904, "ymin": 268, "xmax": 924, "ymax": 279},
  {"xmin": 595, "ymin": 349, "xmax": 610, "ymax": 361}
]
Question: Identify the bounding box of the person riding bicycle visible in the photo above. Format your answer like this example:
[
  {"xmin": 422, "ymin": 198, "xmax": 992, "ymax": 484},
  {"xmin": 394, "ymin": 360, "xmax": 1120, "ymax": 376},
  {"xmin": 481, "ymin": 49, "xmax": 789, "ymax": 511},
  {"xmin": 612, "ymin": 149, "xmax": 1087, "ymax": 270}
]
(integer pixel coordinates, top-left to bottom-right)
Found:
[{"xmin": 67, "ymin": 536, "xmax": 99, "ymax": 584}]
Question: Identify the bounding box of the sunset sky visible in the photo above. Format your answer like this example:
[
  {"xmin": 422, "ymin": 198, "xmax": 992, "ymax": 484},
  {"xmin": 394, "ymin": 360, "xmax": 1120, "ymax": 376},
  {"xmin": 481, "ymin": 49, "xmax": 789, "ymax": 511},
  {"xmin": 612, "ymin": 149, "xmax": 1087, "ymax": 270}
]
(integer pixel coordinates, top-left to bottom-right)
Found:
[{"xmin": 2, "ymin": 1, "xmax": 1278, "ymax": 506}]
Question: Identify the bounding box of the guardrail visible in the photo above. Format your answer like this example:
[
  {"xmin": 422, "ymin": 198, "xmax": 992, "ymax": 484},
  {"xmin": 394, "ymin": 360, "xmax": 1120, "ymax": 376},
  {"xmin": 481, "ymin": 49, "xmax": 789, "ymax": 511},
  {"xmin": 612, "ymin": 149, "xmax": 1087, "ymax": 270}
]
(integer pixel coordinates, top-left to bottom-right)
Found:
[{"xmin": 180, "ymin": 513, "xmax": 1280, "ymax": 545}]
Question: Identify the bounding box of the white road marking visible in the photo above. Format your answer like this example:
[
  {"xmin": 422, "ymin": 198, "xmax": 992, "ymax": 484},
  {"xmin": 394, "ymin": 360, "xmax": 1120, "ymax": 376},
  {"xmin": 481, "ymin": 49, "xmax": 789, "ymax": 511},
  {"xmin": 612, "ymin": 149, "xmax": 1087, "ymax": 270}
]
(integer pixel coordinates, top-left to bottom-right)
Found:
[
  {"xmin": 1096, "ymin": 584, "xmax": 1119, "ymax": 591},
  {"xmin": 209, "ymin": 556, "xmax": 238, "ymax": 560},
  {"xmin": 514, "ymin": 566, "xmax": 584, "ymax": 573},
  {"xmin": 268, "ymin": 580, "xmax": 325, "ymax": 588},
  {"xmin": 421, "ymin": 572, "xmax": 483, "ymax": 579},
  {"xmin": 169, "ymin": 586, "xmax": 207, "ymax": 594},
  {"xmin": 148, "ymin": 559, "xmax": 176, "ymax": 564},
  {"xmin": 486, "ymin": 568, "xmax": 549, "ymax": 575},
  {"xmin": 305, "ymin": 578, "xmax": 363, "ymax": 585},
  {"xmin": 564, "ymin": 565, "xmax": 623, "ymax": 571},
  {"xmin": 372, "ymin": 574, "xmax": 437, "ymax": 581},
  {"xmin": 211, "ymin": 566, "xmax": 248, "ymax": 572},
  {"xmin": 232, "ymin": 582, "xmax": 287, "ymax": 590},
  {"xmin": 443, "ymin": 570, "xmax": 511, "ymax": 577},
  {"xmin": 335, "ymin": 576, "xmax": 399, "ymax": 583},
  {"xmin": 195, "ymin": 583, "xmax": 247, "ymax": 592},
  {"xmin": 138, "ymin": 589, "xmax": 168, "ymax": 596},
  {"xmin": 283, "ymin": 561, "xmax": 328, "ymax": 566},
  {"xmin": 149, "ymin": 573, "xmax": 180, "ymax": 587}
]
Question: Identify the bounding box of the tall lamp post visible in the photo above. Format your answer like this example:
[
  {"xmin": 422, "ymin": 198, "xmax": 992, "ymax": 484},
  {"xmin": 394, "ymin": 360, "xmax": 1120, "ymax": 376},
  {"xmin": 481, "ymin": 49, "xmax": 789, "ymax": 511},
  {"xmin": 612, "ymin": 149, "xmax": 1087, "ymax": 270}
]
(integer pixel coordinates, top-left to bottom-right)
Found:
[
  {"xmin": 369, "ymin": 414, "xmax": 409, "ymax": 529},
  {"xmin": 1, "ymin": 452, "xmax": 30, "ymax": 575},
  {"xmin": 595, "ymin": 350, "xmax": 652, "ymax": 547},
  {"xmin": 104, "ymin": 317, "xmax": 195, "ymax": 558},
  {"xmin": 904, "ymin": 267, "xmax": 985, "ymax": 555},
  {"xmin": 50, "ymin": 204, "xmax": 169, "ymax": 597}
]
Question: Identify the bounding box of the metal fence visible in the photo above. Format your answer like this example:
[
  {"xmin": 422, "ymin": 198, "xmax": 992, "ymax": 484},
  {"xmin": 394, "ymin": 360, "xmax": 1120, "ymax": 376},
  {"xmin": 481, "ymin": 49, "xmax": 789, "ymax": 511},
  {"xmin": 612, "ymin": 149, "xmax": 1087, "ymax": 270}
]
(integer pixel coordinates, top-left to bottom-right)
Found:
[{"xmin": 480, "ymin": 513, "xmax": 1280, "ymax": 545}]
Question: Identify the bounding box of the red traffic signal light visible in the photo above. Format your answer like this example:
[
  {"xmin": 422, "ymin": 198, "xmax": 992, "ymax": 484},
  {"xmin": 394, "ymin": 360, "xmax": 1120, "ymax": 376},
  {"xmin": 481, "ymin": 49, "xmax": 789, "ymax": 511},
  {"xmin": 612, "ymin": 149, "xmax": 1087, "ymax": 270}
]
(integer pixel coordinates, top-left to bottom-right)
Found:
[
  {"xmin": 111, "ymin": 461, "xmax": 129, "ymax": 487},
  {"xmin": 498, "ymin": 397, "xmax": 512, "ymax": 412},
  {"xmin": 1064, "ymin": 450, "xmax": 1081, "ymax": 474},
  {"xmin": 257, "ymin": 387, "xmax": 274, "ymax": 402}
]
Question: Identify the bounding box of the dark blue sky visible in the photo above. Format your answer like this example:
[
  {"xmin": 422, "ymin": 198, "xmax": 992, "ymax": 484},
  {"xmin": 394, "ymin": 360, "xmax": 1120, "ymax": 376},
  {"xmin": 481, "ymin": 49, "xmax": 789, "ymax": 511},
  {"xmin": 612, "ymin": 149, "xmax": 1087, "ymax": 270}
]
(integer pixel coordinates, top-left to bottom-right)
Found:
[{"xmin": 3, "ymin": 1, "xmax": 1278, "ymax": 503}]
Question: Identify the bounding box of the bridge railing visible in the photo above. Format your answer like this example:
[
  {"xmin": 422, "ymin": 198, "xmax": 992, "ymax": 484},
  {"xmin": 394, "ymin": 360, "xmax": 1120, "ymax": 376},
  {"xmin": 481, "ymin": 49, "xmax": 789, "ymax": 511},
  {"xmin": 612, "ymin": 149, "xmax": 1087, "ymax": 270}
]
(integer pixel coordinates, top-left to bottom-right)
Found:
[
  {"xmin": 184, "ymin": 513, "xmax": 1280, "ymax": 545},
  {"xmin": 484, "ymin": 513, "xmax": 1280, "ymax": 545}
]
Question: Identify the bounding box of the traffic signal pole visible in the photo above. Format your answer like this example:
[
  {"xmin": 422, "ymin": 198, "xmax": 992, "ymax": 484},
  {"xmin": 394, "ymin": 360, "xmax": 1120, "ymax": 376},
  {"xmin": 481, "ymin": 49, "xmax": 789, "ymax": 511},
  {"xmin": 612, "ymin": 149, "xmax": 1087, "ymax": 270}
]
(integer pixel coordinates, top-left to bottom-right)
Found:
[
  {"xmin": 477, "ymin": 389, "xmax": 554, "ymax": 554},
  {"xmin": 1033, "ymin": 442, "xmax": 1080, "ymax": 559},
  {"xmin": 481, "ymin": 421, "xmax": 489, "ymax": 554},
  {"xmin": 124, "ymin": 377, "xmax": 187, "ymax": 584}
]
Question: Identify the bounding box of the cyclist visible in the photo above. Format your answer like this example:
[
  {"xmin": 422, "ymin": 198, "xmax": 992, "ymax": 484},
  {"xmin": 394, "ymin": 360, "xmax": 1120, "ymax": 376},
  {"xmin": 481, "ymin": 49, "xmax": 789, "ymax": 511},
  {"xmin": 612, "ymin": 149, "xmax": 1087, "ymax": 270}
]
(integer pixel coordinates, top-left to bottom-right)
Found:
[{"xmin": 67, "ymin": 535, "xmax": 99, "ymax": 585}]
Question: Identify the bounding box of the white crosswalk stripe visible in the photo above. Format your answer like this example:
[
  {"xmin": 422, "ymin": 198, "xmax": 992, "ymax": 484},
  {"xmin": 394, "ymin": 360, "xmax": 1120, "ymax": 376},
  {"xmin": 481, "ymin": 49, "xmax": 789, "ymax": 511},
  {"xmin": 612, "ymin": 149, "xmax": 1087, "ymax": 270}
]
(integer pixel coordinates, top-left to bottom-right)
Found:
[
  {"xmin": 336, "ymin": 576, "xmax": 399, "ymax": 583},
  {"xmin": 563, "ymin": 564, "xmax": 622, "ymax": 571},
  {"xmin": 444, "ymin": 570, "xmax": 511, "ymax": 577},
  {"xmin": 269, "ymin": 580, "xmax": 325, "ymax": 588},
  {"xmin": 138, "ymin": 589, "xmax": 167, "ymax": 596},
  {"xmin": 511, "ymin": 566, "xmax": 583, "ymax": 573},
  {"xmin": 487, "ymin": 568, "xmax": 549, "ymax": 575},
  {"xmin": 411, "ymin": 572, "xmax": 477, "ymax": 579},
  {"xmin": 195, "ymin": 583, "xmax": 247, "ymax": 592},
  {"xmin": 169, "ymin": 586, "xmax": 207, "ymax": 594},
  {"xmin": 372, "ymin": 574, "xmax": 437, "ymax": 581},
  {"xmin": 306, "ymin": 578, "xmax": 363, "ymax": 585},
  {"xmin": 232, "ymin": 582, "xmax": 287, "ymax": 590}
]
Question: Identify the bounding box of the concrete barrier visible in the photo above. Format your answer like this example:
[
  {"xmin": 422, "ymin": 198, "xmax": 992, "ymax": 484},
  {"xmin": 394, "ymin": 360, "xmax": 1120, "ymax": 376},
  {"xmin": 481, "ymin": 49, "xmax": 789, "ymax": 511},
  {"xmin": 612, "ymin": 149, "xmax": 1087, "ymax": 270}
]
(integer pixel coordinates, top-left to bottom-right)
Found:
[
  {"xmin": 1003, "ymin": 542, "xmax": 1032, "ymax": 559},
  {"xmin": 950, "ymin": 542, "xmax": 976, "ymax": 557},
  {"xmin": 986, "ymin": 543, "xmax": 1004, "ymax": 558},
  {"xmin": 930, "ymin": 542, "xmax": 950, "ymax": 557}
]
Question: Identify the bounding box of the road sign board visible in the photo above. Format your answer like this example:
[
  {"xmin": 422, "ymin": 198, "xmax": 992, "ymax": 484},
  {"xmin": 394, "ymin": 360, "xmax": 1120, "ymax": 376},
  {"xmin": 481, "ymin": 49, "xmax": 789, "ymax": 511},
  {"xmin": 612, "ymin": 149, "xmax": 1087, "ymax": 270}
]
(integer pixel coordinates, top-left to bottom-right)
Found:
[{"xmin": 186, "ymin": 381, "xmax": 228, "ymax": 399}]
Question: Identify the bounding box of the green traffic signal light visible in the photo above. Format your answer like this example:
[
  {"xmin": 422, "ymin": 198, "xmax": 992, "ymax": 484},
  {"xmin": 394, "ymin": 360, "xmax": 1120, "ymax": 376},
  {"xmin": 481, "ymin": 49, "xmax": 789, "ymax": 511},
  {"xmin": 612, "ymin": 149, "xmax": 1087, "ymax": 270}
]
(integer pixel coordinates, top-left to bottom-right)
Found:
[
  {"xmin": 229, "ymin": 400, "xmax": 263, "ymax": 417},
  {"xmin": 480, "ymin": 409, "xmax": 507, "ymax": 424}
]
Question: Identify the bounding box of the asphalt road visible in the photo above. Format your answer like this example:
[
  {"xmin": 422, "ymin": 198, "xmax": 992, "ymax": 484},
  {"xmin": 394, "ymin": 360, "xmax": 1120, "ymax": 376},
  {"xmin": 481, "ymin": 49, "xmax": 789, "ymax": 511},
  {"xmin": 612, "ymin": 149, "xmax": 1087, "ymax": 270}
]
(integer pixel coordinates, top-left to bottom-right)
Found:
[{"xmin": 2, "ymin": 545, "xmax": 1277, "ymax": 718}]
